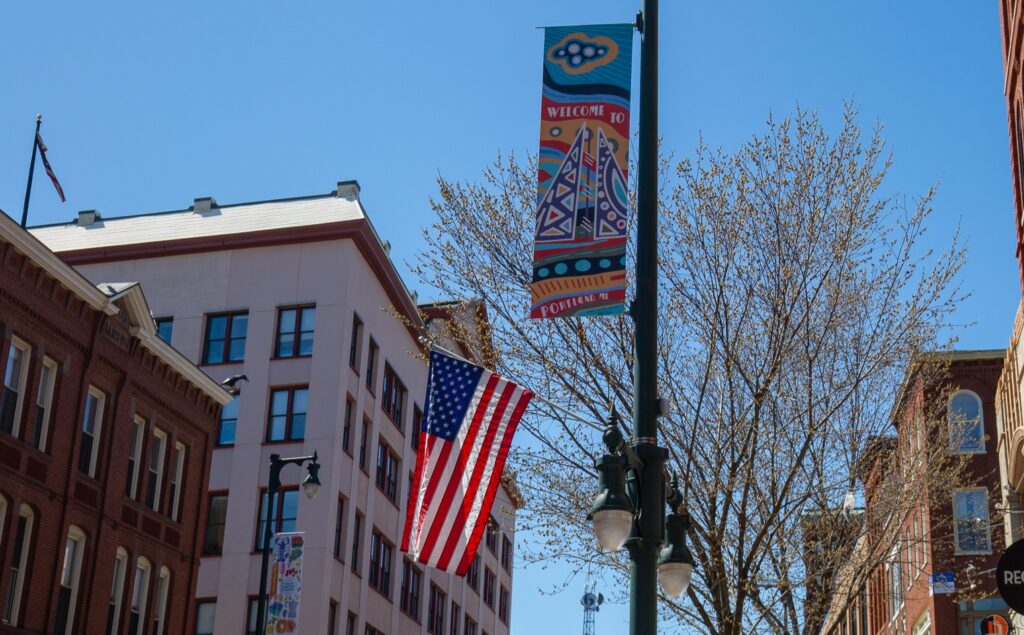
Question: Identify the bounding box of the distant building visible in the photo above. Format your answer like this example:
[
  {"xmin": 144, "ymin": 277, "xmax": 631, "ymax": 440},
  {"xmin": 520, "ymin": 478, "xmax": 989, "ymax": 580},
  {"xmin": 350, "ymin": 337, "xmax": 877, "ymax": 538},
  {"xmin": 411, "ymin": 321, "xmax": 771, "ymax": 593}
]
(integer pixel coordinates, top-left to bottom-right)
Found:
[
  {"xmin": 29, "ymin": 183, "xmax": 521, "ymax": 635},
  {"xmin": 821, "ymin": 351, "xmax": 1009, "ymax": 634},
  {"xmin": 0, "ymin": 210, "xmax": 231, "ymax": 634}
]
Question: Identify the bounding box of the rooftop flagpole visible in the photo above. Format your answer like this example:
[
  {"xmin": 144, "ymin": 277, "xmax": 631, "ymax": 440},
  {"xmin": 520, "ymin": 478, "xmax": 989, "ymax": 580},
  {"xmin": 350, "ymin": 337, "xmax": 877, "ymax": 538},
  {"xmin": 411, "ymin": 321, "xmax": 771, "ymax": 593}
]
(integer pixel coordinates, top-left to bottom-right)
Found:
[{"xmin": 20, "ymin": 114, "xmax": 42, "ymax": 228}]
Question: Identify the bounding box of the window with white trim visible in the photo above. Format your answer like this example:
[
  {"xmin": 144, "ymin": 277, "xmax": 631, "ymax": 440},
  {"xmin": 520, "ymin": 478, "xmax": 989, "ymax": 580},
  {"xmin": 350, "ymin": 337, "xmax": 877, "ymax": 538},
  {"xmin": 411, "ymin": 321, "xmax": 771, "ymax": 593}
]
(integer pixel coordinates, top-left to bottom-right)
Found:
[
  {"xmin": 195, "ymin": 601, "xmax": 216, "ymax": 635},
  {"xmin": 145, "ymin": 429, "xmax": 167, "ymax": 511},
  {"xmin": 31, "ymin": 356, "xmax": 57, "ymax": 450},
  {"xmin": 128, "ymin": 557, "xmax": 151, "ymax": 635},
  {"xmin": 1, "ymin": 503, "xmax": 33, "ymax": 626},
  {"xmin": 911, "ymin": 610, "xmax": 931, "ymax": 635},
  {"xmin": 78, "ymin": 387, "xmax": 105, "ymax": 477},
  {"xmin": 54, "ymin": 525, "xmax": 86, "ymax": 635},
  {"xmin": 152, "ymin": 566, "xmax": 170, "ymax": 635},
  {"xmin": 168, "ymin": 442, "xmax": 185, "ymax": 521},
  {"xmin": 949, "ymin": 390, "xmax": 985, "ymax": 453},
  {"xmin": 106, "ymin": 547, "xmax": 129, "ymax": 635},
  {"xmin": 0, "ymin": 337, "xmax": 30, "ymax": 437},
  {"xmin": 125, "ymin": 417, "xmax": 145, "ymax": 499},
  {"xmin": 953, "ymin": 488, "xmax": 991, "ymax": 554}
]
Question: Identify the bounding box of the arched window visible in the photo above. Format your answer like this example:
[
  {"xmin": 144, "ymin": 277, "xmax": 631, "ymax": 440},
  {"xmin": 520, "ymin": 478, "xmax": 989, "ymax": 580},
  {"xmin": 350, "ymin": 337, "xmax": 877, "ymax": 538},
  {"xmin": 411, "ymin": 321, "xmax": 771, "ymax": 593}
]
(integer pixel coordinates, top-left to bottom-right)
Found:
[
  {"xmin": 3, "ymin": 503, "xmax": 35, "ymax": 625},
  {"xmin": 54, "ymin": 525, "xmax": 86, "ymax": 635},
  {"xmin": 949, "ymin": 390, "xmax": 985, "ymax": 453},
  {"xmin": 152, "ymin": 566, "xmax": 170, "ymax": 635},
  {"xmin": 129, "ymin": 557, "xmax": 151, "ymax": 635},
  {"xmin": 0, "ymin": 494, "xmax": 7, "ymax": 547},
  {"xmin": 107, "ymin": 548, "xmax": 129, "ymax": 635}
]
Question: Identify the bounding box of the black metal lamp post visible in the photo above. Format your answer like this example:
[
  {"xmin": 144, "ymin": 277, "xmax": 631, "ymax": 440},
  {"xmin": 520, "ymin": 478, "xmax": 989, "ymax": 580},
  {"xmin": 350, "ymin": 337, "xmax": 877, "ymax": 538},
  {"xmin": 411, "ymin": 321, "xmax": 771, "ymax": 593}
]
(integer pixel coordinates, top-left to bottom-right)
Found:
[
  {"xmin": 254, "ymin": 451, "xmax": 321, "ymax": 635},
  {"xmin": 588, "ymin": 1, "xmax": 696, "ymax": 633}
]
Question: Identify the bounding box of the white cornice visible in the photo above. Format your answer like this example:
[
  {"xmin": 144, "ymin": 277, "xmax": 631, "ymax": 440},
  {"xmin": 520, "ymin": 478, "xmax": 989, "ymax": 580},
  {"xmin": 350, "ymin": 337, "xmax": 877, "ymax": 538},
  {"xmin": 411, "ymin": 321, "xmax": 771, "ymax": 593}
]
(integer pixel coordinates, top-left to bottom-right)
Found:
[{"xmin": 131, "ymin": 327, "xmax": 233, "ymax": 405}]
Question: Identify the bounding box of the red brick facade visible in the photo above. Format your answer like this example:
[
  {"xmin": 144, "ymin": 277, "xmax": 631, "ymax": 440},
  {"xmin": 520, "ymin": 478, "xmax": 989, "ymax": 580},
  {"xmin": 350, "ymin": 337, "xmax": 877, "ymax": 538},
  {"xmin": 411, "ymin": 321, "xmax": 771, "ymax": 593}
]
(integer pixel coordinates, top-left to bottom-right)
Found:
[
  {"xmin": 0, "ymin": 213, "xmax": 227, "ymax": 634},
  {"xmin": 824, "ymin": 353, "xmax": 1009, "ymax": 634},
  {"xmin": 1000, "ymin": 0, "xmax": 1024, "ymax": 289}
]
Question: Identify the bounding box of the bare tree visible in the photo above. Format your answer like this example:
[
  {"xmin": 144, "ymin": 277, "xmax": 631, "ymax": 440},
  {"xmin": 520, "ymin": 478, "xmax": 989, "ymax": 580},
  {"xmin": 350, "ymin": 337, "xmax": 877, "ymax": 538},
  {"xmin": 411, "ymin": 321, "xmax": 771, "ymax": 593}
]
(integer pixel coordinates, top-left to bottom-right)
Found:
[{"xmin": 414, "ymin": 105, "xmax": 969, "ymax": 634}]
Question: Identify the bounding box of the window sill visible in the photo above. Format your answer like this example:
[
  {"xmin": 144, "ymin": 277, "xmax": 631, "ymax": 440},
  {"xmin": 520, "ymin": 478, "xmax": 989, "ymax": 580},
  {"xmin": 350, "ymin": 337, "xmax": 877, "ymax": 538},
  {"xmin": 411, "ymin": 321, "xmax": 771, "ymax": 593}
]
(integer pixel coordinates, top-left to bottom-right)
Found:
[
  {"xmin": 272, "ymin": 354, "xmax": 313, "ymax": 361},
  {"xmin": 953, "ymin": 549, "xmax": 992, "ymax": 556},
  {"xmin": 399, "ymin": 609, "xmax": 421, "ymax": 624},
  {"xmin": 375, "ymin": 485, "xmax": 400, "ymax": 509},
  {"xmin": 350, "ymin": 364, "xmax": 361, "ymax": 376},
  {"xmin": 264, "ymin": 438, "xmax": 306, "ymax": 446},
  {"xmin": 200, "ymin": 359, "xmax": 246, "ymax": 368},
  {"xmin": 369, "ymin": 586, "xmax": 393, "ymax": 603}
]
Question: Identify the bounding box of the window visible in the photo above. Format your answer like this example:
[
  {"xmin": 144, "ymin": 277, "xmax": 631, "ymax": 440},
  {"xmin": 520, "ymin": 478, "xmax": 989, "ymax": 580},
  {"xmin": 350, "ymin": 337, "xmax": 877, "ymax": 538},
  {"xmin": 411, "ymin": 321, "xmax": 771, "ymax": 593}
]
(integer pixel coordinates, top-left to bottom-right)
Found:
[
  {"xmin": 912, "ymin": 611, "xmax": 931, "ymax": 635},
  {"xmin": 400, "ymin": 559, "xmax": 422, "ymax": 620},
  {"xmin": 334, "ymin": 497, "xmax": 346, "ymax": 560},
  {"xmin": 343, "ymin": 396, "xmax": 354, "ymax": 454},
  {"xmin": 450, "ymin": 602, "xmax": 461, "ymax": 635},
  {"xmin": 428, "ymin": 584, "xmax": 446, "ymax": 634},
  {"xmin": 376, "ymin": 440, "xmax": 400, "ymax": 503},
  {"xmin": 464, "ymin": 616, "xmax": 478, "ymax": 635},
  {"xmin": 168, "ymin": 442, "xmax": 185, "ymax": 520},
  {"xmin": 347, "ymin": 612, "xmax": 356, "ymax": 635},
  {"xmin": 953, "ymin": 488, "xmax": 991, "ymax": 553},
  {"xmin": 127, "ymin": 557, "xmax": 151, "ymax": 635},
  {"xmin": 498, "ymin": 586, "xmax": 509, "ymax": 624},
  {"xmin": 501, "ymin": 535, "xmax": 513, "ymax": 572},
  {"xmin": 352, "ymin": 511, "xmax": 364, "ymax": 574},
  {"xmin": 30, "ymin": 356, "xmax": 57, "ymax": 449},
  {"xmin": 125, "ymin": 417, "xmax": 145, "ymax": 499},
  {"xmin": 195, "ymin": 601, "xmax": 216, "ymax": 635},
  {"xmin": 107, "ymin": 548, "xmax": 129, "ymax": 635},
  {"xmin": 54, "ymin": 526, "xmax": 86, "ymax": 635},
  {"xmin": 0, "ymin": 337, "xmax": 29, "ymax": 437},
  {"xmin": 218, "ymin": 397, "xmax": 240, "ymax": 446},
  {"xmin": 412, "ymin": 404, "xmax": 423, "ymax": 451},
  {"xmin": 381, "ymin": 364, "xmax": 406, "ymax": 428},
  {"xmin": 266, "ymin": 386, "xmax": 309, "ymax": 442},
  {"xmin": 485, "ymin": 517, "xmax": 499, "ymax": 553},
  {"xmin": 365, "ymin": 624, "xmax": 384, "ymax": 635},
  {"xmin": 2, "ymin": 504, "xmax": 34, "ymax": 625},
  {"xmin": 359, "ymin": 417, "xmax": 371, "ymax": 471},
  {"xmin": 483, "ymin": 568, "xmax": 496, "ymax": 608},
  {"xmin": 152, "ymin": 567, "xmax": 170, "ymax": 635},
  {"xmin": 366, "ymin": 339, "xmax": 378, "ymax": 392},
  {"xmin": 466, "ymin": 555, "xmax": 480, "ymax": 592},
  {"xmin": 145, "ymin": 428, "xmax": 168, "ymax": 511},
  {"xmin": 155, "ymin": 317, "xmax": 173, "ymax": 344},
  {"xmin": 886, "ymin": 548, "xmax": 902, "ymax": 619},
  {"xmin": 949, "ymin": 390, "xmax": 985, "ymax": 453},
  {"xmin": 246, "ymin": 597, "xmax": 259, "ymax": 635},
  {"xmin": 204, "ymin": 494, "xmax": 229, "ymax": 554},
  {"xmin": 369, "ymin": 529, "xmax": 394, "ymax": 597},
  {"xmin": 328, "ymin": 600, "xmax": 339, "ymax": 635},
  {"xmin": 276, "ymin": 305, "xmax": 316, "ymax": 358},
  {"xmin": 203, "ymin": 311, "xmax": 248, "ymax": 364},
  {"xmin": 349, "ymin": 314, "xmax": 363, "ymax": 369},
  {"xmin": 78, "ymin": 387, "xmax": 105, "ymax": 477},
  {"xmin": 256, "ymin": 488, "xmax": 299, "ymax": 551}
]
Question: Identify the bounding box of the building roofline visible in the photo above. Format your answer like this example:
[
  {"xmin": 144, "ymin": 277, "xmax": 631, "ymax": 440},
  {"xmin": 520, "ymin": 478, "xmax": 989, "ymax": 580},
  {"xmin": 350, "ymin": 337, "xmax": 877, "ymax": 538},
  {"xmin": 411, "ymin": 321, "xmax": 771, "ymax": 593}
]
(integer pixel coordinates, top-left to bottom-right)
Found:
[{"xmin": 0, "ymin": 209, "xmax": 231, "ymax": 406}]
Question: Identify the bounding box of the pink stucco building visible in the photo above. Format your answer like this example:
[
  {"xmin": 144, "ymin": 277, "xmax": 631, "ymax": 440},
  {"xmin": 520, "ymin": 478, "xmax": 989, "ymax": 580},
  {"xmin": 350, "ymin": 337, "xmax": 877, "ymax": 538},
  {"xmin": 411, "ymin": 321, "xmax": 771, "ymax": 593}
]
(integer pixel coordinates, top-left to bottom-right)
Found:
[{"xmin": 30, "ymin": 182, "xmax": 520, "ymax": 635}]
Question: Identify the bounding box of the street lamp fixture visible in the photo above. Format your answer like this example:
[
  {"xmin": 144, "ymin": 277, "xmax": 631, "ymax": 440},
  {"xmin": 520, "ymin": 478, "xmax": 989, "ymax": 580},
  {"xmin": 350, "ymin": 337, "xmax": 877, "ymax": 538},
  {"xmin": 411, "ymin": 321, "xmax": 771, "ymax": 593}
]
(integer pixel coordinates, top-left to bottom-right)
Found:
[
  {"xmin": 589, "ymin": 415, "xmax": 697, "ymax": 602},
  {"xmin": 255, "ymin": 450, "xmax": 321, "ymax": 635}
]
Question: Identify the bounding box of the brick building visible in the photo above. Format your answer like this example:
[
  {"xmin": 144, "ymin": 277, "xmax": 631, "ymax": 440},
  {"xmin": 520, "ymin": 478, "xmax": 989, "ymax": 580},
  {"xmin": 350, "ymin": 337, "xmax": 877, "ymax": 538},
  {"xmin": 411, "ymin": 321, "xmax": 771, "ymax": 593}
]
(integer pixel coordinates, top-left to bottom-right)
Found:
[
  {"xmin": 822, "ymin": 351, "xmax": 1010, "ymax": 634},
  {"xmin": 28, "ymin": 182, "xmax": 521, "ymax": 635},
  {"xmin": 0, "ymin": 210, "xmax": 231, "ymax": 634}
]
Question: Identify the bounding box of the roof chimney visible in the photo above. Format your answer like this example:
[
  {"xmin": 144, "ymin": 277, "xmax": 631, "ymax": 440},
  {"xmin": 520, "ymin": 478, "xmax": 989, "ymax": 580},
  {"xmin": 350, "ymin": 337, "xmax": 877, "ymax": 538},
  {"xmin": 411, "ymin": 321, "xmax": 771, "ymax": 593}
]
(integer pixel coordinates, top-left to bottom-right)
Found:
[
  {"xmin": 336, "ymin": 181, "xmax": 360, "ymax": 201},
  {"xmin": 77, "ymin": 210, "xmax": 101, "ymax": 226},
  {"xmin": 193, "ymin": 197, "xmax": 217, "ymax": 214}
]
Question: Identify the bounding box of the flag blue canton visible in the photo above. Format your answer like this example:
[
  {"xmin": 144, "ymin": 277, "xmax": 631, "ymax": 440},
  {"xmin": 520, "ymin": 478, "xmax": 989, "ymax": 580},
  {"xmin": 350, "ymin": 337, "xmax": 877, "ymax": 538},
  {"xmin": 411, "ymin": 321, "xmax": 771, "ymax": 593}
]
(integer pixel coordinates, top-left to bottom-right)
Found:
[{"xmin": 422, "ymin": 350, "xmax": 486, "ymax": 441}]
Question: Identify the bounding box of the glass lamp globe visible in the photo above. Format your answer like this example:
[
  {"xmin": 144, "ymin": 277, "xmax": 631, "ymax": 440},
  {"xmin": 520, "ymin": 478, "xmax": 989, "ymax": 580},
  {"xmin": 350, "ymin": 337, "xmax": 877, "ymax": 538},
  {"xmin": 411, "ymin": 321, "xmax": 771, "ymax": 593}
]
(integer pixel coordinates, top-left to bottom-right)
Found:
[
  {"xmin": 592, "ymin": 509, "xmax": 633, "ymax": 552},
  {"xmin": 658, "ymin": 562, "xmax": 694, "ymax": 598}
]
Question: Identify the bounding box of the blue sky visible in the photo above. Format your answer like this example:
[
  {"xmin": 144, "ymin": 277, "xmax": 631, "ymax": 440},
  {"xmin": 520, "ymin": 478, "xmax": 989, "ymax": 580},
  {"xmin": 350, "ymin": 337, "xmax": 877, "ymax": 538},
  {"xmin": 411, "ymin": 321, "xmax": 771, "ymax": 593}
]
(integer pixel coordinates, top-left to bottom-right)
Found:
[{"xmin": 1, "ymin": 1, "xmax": 1017, "ymax": 633}]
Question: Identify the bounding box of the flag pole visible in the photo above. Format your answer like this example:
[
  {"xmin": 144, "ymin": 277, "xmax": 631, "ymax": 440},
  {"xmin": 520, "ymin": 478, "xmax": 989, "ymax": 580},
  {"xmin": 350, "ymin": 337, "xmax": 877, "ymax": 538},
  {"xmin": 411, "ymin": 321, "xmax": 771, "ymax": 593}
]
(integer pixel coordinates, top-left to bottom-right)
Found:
[{"xmin": 20, "ymin": 114, "xmax": 42, "ymax": 228}]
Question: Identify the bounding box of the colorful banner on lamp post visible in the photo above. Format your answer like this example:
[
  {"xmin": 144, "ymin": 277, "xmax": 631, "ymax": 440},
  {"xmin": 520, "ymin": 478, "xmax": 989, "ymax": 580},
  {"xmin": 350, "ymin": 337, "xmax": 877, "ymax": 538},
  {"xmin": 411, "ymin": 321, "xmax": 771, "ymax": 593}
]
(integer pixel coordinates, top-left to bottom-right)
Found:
[
  {"xmin": 265, "ymin": 532, "xmax": 304, "ymax": 634},
  {"xmin": 531, "ymin": 23, "xmax": 633, "ymax": 319}
]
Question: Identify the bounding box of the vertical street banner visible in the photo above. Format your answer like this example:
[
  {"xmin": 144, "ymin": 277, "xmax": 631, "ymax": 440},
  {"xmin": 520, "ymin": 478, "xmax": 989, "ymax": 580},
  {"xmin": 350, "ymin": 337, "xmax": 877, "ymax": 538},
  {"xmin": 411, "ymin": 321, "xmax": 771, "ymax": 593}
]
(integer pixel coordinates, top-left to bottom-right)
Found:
[
  {"xmin": 266, "ymin": 532, "xmax": 304, "ymax": 634},
  {"xmin": 531, "ymin": 24, "xmax": 633, "ymax": 318}
]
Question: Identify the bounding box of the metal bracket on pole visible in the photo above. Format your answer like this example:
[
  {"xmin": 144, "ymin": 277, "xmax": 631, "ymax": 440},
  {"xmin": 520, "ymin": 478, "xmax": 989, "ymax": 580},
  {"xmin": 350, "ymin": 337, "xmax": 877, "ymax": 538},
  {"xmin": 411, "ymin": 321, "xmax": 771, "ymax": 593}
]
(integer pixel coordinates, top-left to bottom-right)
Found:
[{"xmin": 635, "ymin": 11, "xmax": 644, "ymax": 33}]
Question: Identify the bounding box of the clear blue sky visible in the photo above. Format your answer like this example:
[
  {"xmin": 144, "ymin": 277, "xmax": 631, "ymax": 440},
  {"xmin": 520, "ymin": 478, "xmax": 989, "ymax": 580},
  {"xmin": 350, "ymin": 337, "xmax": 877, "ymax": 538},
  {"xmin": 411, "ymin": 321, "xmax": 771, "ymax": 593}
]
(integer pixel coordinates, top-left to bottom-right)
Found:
[{"xmin": 1, "ymin": 1, "xmax": 1017, "ymax": 633}]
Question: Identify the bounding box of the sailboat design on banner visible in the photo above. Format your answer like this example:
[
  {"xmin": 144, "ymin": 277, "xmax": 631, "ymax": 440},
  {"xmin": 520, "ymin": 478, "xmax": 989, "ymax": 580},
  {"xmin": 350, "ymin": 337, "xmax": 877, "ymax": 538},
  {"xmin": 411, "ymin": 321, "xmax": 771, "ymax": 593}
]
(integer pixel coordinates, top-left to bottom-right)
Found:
[{"xmin": 531, "ymin": 24, "xmax": 633, "ymax": 319}]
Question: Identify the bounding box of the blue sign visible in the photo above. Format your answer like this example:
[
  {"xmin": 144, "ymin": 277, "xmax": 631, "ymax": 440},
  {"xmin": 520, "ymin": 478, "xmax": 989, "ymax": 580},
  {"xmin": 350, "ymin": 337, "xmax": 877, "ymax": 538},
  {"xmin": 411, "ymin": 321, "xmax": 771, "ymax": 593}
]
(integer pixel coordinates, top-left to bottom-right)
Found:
[{"xmin": 930, "ymin": 571, "xmax": 955, "ymax": 595}]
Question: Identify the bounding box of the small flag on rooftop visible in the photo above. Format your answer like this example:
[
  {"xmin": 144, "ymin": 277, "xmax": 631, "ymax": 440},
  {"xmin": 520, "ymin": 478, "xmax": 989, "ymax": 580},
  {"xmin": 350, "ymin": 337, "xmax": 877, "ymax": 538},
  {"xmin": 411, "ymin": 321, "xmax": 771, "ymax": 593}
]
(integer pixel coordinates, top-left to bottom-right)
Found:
[
  {"xmin": 35, "ymin": 132, "xmax": 65, "ymax": 203},
  {"xmin": 401, "ymin": 348, "xmax": 533, "ymax": 574}
]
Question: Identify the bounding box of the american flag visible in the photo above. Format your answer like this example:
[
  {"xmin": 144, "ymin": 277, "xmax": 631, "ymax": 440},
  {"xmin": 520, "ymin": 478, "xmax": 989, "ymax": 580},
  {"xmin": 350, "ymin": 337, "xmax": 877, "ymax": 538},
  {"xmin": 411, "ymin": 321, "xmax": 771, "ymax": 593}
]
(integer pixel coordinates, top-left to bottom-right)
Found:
[
  {"xmin": 36, "ymin": 133, "xmax": 65, "ymax": 203},
  {"xmin": 401, "ymin": 348, "xmax": 533, "ymax": 574}
]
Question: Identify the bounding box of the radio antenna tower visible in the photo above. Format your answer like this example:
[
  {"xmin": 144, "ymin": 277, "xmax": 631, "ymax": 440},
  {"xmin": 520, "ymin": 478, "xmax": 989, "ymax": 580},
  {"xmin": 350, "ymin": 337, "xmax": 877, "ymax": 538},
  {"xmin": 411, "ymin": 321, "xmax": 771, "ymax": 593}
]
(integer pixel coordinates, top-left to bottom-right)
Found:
[{"xmin": 581, "ymin": 588, "xmax": 604, "ymax": 635}]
